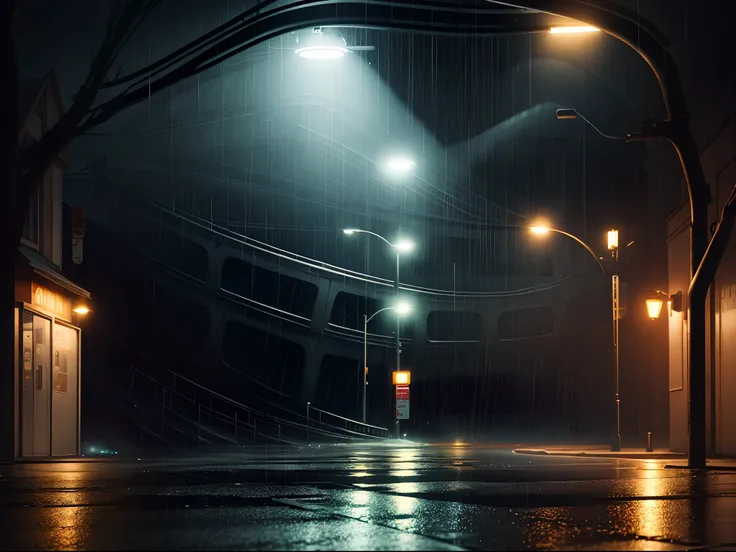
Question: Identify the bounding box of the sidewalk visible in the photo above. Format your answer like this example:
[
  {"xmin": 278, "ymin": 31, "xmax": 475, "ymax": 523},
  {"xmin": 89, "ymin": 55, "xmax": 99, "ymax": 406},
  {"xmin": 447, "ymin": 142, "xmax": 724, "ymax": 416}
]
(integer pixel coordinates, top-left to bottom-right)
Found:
[{"xmin": 513, "ymin": 444, "xmax": 686, "ymax": 460}]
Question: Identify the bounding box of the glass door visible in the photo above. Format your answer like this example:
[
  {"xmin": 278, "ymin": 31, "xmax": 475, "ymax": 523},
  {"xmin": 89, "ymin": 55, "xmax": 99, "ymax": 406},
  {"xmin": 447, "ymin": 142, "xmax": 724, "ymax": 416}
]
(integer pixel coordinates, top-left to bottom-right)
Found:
[
  {"xmin": 51, "ymin": 322, "xmax": 79, "ymax": 456},
  {"xmin": 21, "ymin": 312, "xmax": 51, "ymax": 457}
]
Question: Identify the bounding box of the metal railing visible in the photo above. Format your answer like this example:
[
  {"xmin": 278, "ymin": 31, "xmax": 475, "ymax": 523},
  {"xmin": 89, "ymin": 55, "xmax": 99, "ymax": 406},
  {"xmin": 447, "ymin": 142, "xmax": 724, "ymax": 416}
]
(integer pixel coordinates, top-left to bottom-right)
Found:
[
  {"xmin": 110, "ymin": 342, "xmax": 389, "ymax": 446},
  {"xmin": 306, "ymin": 404, "xmax": 390, "ymax": 439}
]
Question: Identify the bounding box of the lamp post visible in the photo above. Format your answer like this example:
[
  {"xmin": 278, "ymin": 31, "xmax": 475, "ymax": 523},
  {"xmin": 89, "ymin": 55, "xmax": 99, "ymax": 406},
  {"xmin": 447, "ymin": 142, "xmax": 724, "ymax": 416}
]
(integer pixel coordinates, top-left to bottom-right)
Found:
[
  {"xmin": 343, "ymin": 229, "xmax": 415, "ymax": 423},
  {"xmin": 363, "ymin": 301, "xmax": 413, "ymax": 424},
  {"xmin": 530, "ymin": 224, "xmax": 623, "ymax": 451},
  {"xmin": 608, "ymin": 229, "xmax": 621, "ymax": 452}
]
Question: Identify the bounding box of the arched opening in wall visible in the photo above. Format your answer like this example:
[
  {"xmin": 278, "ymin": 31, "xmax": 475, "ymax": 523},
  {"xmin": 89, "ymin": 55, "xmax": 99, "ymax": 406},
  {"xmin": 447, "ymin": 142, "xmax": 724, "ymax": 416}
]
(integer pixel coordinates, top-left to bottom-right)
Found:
[
  {"xmin": 331, "ymin": 292, "xmax": 382, "ymax": 333},
  {"xmin": 497, "ymin": 306, "xmax": 554, "ymax": 341},
  {"xmin": 427, "ymin": 310, "xmax": 483, "ymax": 342},
  {"xmin": 152, "ymin": 284, "xmax": 211, "ymax": 362},
  {"xmin": 221, "ymin": 321, "xmax": 305, "ymax": 399},
  {"xmin": 315, "ymin": 355, "xmax": 362, "ymax": 421},
  {"xmin": 220, "ymin": 257, "xmax": 318, "ymax": 319},
  {"xmin": 153, "ymin": 224, "xmax": 209, "ymax": 281},
  {"xmin": 413, "ymin": 346, "xmax": 517, "ymax": 435}
]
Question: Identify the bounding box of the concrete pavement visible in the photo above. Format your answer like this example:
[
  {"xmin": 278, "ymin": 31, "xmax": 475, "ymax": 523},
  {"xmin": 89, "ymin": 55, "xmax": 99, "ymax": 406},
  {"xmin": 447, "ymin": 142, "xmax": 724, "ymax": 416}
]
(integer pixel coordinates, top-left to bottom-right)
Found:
[{"xmin": 2, "ymin": 442, "xmax": 736, "ymax": 550}]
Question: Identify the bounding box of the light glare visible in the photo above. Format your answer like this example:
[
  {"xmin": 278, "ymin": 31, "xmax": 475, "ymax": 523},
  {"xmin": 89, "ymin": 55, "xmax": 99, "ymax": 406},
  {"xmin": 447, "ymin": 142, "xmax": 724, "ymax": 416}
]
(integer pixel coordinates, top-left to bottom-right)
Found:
[
  {"xmin": 393, "ymin": 239, "xmax": 415, "ymax": 253},
  {"xmin": 550, "ymin": 26, "xmax": 600, "ymax": 34},
  {"xmin": 394, "ymin": 301, "xmax": 412, "ymax": 316},
  {"xmin": 343, "ymin": 229, "xmax": 356, "ymax": 235},
  {"xmin": 73, "ymin": 306, "xmax": 90, "ymax": 315},
  {"xmin": 387, "ymin": 157, "xmax": 415, "ymax": 174},
  {"xmin": 529, "ymin": 226, "xmax": 550, "ymax": 235}
]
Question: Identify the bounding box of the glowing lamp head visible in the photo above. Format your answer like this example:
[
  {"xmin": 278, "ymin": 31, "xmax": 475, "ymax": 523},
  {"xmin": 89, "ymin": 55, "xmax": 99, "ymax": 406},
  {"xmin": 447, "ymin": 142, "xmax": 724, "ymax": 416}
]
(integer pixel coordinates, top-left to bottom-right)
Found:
[
  {"xmin": 392, "ymin": 370, "xmax": 411, "ymax": 385},
  {"xmin": 646, "ymin": 298, "xmax": 664, "ymax": 320},
  {"xmin": 393, "ymin": 300, "xmax": 412, "ymax": 316},
  {"xmin": 393, "ymin": 239, "xmax": 415, "ymax": 253},
  {"xmin": 343, "ymin": 229, "xmax": 357, "ymax": 235},
  {"xmin": 386, "ymin": 156, "xmax": 415, "ymax": 174},
  {"xmin": 549, "ymin": 25, "xmax": 600, "ymax": 34},
  {"xmin": 529, "ymin": 226, "xmax": 550, "ymax": 235},
  {"xmin": 295, "ymin": 31, "xmax": 348, "ymax": 60},
  {"xmin": 73, "ymin": 306, "xmax": 90, "ymax": 315},
  {"xmin": 608, "ymin": 229, "xmax": 619, "ymax": 250},
  {"xmin": 556, "ymin": 108, "xmax": 578, "ymax": 120},
  {"xmin": 296, "ymin": 45, "xmax": 347, "ymax": 60}
]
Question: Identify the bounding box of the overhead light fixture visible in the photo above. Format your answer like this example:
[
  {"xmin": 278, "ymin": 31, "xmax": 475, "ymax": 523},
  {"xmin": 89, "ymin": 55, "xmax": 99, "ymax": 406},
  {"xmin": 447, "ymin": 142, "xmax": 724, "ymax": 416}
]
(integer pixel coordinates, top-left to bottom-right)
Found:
[
  {"xmin": 295, "ymin": 28, "xmax": 374, "ymax": 60},
  {"xmin": 550, "ymin": 26, "xmax": 600, "ymax": 34}
]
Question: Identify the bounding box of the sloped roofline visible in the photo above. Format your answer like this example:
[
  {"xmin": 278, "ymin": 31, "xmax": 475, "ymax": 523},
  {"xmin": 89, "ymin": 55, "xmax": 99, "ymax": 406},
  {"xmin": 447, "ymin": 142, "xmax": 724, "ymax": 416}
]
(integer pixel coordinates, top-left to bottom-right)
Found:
[{"xmin": 19, "ymin": 70, "xmax": 70, "ymax": 167}]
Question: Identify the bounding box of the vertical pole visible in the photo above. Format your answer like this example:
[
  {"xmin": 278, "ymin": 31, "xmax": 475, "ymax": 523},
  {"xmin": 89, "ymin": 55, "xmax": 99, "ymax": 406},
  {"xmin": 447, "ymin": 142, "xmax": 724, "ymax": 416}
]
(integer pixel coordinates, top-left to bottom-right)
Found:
[
  {"xmin": 612, "ymin": 273, "xmax": 622, "ymax": 452},
  {"xmin": 363, "ymin": 315, "xmax": 368, "ymax": 424},
  {"xmin": 395, "ymin": 253, "xmax": 401, "ymax": 439},
  {"xmin": 306, "ymin": 402, "xmax": 310, "ymax": 444},
  {"xmin": 690, "ymin": 182, "xmax": 710, "ymax": 469}
]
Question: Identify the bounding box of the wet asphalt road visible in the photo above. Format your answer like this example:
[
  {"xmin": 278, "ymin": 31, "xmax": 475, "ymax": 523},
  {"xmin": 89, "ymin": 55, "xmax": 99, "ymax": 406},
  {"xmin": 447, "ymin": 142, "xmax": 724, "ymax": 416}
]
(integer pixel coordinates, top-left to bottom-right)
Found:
[{"xmin": 2, "ymin": 441, "xmax": 736, "ymax": 550}]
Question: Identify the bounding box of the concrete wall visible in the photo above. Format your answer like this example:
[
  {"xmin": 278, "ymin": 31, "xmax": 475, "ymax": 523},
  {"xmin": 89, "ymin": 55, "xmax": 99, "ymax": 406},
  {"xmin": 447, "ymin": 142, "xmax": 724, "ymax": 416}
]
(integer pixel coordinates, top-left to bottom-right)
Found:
[{"xmin": 65, "ymin": 173, "xmax": 622, "ymax": 434}]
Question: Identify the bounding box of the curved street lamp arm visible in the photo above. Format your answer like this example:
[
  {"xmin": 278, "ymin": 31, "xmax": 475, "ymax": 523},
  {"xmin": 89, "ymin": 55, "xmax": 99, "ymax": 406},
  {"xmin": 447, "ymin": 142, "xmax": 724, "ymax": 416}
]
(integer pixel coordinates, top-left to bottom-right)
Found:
[
  {"xmin": 349, "ymin": 229, "xmax": 395, "ymax": 248},
  {"xmin": 549, "ymin": 228, "xmax": 606, "ymax": 276},
  {"xmin": 571, "ymin": 110, "xmax": 627, "ymax": 141},
  {"xmin": 366, "ymin": 306, "xmax": 395, "ymax": 324}
]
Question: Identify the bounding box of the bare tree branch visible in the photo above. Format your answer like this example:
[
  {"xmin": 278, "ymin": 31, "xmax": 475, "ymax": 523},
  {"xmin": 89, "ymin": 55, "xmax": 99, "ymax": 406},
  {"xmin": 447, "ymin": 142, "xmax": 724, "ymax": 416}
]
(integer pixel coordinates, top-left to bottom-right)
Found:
[
  {"xmin": 99, "ymin": 0, "xmax": 281, "ymax": 90},
  {"xmin": 18, "ymin": 0, "xmax": 163, "ymax": 180}
]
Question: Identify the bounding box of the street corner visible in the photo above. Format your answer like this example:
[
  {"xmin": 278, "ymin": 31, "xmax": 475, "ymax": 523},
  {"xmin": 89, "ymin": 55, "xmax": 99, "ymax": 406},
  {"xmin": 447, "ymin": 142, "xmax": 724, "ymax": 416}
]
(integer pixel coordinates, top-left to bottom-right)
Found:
[{"xmin": 513, "ymin": 447, "xmax": 687, "ymax": 460}]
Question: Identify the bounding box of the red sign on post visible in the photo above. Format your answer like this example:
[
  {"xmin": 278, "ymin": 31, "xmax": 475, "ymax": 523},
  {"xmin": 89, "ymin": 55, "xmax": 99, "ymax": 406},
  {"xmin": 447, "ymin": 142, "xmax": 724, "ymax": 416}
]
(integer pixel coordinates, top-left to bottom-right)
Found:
[
  {"xmin": 396, "ymin": 385, "xmax": 410, "ymax": 400},
  {"xmin": 72, "ymin": 206, "xmax": 85, "ymax": 238}
]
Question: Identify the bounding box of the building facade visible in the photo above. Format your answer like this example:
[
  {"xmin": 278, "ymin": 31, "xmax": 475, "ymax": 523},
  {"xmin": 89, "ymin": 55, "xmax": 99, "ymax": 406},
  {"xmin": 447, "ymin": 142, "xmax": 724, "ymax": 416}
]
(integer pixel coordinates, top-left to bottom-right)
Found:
[{"xmin": 9, "ymin": 72, "xmax": 91, "ymax": 459}]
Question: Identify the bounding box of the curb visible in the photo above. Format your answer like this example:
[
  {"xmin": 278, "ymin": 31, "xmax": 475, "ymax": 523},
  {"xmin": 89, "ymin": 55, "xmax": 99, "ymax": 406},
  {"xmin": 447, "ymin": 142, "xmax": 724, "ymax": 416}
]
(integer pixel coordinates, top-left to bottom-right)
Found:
[{"xmin": 513, "ymin": 448, "xmax": 686, "ymax": 460}]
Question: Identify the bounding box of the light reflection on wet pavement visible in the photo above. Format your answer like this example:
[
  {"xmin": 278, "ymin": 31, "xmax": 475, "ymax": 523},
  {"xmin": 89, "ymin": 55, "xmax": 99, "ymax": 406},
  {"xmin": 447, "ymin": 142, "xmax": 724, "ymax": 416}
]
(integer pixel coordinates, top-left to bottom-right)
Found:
[{"xmin": 2, "ymin": 442, "xmax": 736, "ymax": 550}]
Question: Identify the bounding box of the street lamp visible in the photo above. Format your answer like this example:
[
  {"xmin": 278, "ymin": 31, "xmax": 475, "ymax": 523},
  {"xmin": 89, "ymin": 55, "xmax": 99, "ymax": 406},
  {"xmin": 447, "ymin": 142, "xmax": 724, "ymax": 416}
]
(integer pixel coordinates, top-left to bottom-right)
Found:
[
  {"xmin": 295, "ymin": 30, "xmax": 348, "ymax": 59},
  {"xmin": 529, "ymin": 223, "xmax": 623, "ymax": 451},
  {"xmin": 294, "ymin": 28, "xmax": 376, "ymax": 60},
  {"xmin": 646, "ymin": 290, "xmax": 684, "ymax": 320},
  {"xmin": 363, "ymin": 300, "xmax": 413, "ymax": 424},
  {"xmin": 528, "ymin": 224, "xmax": 605, "ymax": 275},
  {"xmin": 608, "ymin": 229, "xmax": 621, "ymax": 452},
  {"xmin": 343, "ymin": 228, "xmax": 416, "ymax": 424}
]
